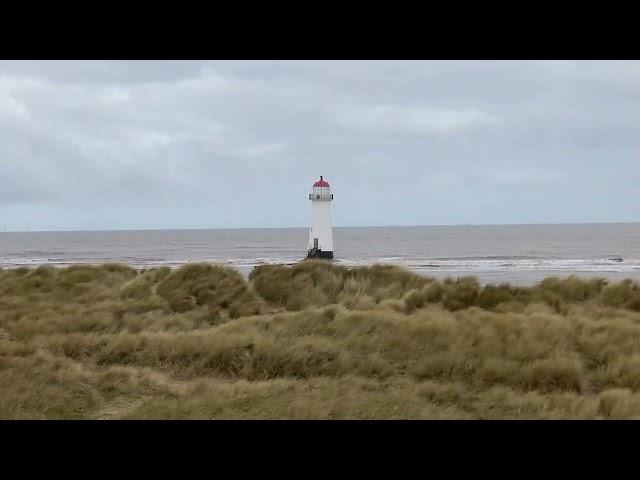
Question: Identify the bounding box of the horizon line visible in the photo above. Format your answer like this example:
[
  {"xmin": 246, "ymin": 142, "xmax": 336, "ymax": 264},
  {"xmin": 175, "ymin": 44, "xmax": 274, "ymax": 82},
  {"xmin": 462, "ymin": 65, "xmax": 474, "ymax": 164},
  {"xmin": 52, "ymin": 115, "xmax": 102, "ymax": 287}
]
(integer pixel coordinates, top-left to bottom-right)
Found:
[{"xmin": 2, "ymin": 220, "xmax": 639, "ymax": 234}]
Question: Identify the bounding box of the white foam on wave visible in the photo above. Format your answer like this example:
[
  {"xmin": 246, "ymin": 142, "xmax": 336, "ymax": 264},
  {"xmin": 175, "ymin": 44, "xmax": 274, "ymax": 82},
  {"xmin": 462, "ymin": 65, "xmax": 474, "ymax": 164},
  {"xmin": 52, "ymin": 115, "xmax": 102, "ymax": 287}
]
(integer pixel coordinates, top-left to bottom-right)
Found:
[
  {"xmin": 3, "ymin": 255, "xmax": 640, "ymax": 276},
  {"xmin": 0, "ymin": 258, "xmax": 87, "ymax": 267},
  {"xmin": 433, "ymin": 259, "xmax": 640, "ymax": 273},
  {"xmin": 335, "ymin": 257, "xmax": 640, "ymax": 274}
]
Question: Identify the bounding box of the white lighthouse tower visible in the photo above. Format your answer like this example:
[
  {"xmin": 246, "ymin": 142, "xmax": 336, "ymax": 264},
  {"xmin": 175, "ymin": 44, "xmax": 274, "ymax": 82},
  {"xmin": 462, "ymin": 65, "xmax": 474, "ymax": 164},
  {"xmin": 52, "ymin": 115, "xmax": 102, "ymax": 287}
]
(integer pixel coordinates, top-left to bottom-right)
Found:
[{"xmin": 306, "ymin": 176, "xmax": 334, "ymax": 259}]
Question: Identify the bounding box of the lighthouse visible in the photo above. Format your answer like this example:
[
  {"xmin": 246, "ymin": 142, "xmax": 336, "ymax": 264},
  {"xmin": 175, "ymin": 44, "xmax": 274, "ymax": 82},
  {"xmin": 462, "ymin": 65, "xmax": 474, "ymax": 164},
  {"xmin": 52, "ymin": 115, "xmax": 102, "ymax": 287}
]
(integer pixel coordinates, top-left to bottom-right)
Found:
[{"xmin": 306, "ymin": 176, "xmax": 334, "ymax": 259}]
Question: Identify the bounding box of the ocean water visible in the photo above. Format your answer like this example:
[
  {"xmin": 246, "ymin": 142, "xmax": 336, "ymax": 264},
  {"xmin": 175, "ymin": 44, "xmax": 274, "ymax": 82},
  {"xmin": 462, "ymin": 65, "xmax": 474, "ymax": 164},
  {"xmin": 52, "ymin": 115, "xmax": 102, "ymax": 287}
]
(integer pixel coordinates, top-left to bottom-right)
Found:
[{"xmin": 1, "ymin": 224, "xmax": 640, "ymax": 285}]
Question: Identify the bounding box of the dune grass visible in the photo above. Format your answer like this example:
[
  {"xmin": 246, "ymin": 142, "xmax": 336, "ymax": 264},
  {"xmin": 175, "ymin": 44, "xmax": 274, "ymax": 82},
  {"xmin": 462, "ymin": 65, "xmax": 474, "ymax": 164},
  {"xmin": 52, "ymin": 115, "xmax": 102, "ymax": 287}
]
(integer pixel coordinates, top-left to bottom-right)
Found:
[{"xmin": 3, "ymin": 260, "xmax": 640, "ymax": 419}]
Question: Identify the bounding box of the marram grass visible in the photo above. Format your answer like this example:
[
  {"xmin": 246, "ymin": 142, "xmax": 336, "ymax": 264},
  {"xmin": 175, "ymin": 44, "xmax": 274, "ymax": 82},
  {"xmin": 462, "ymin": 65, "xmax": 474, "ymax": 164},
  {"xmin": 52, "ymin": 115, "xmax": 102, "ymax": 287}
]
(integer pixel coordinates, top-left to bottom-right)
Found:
[{"xmin": 3, "ymin": 261, "xmax": 640, "ymax": 419}]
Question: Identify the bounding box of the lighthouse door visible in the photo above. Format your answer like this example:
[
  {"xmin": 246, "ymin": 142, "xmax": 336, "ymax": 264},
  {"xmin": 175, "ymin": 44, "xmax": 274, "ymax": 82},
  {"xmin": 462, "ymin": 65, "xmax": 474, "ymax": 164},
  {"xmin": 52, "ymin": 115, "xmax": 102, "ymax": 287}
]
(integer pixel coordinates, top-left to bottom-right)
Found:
[{"xmin": 313, "ymin": 238, "xmax": 319, "ymax": 249}]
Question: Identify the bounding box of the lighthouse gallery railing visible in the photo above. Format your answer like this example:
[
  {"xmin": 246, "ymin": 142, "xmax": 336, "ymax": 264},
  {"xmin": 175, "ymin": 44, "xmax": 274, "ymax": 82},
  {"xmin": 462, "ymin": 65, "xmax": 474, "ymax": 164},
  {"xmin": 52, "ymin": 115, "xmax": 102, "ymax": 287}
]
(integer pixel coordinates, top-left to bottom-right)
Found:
[{"xmin": 309, "ymin": 194, "xmax": 334, "ymax": 200}]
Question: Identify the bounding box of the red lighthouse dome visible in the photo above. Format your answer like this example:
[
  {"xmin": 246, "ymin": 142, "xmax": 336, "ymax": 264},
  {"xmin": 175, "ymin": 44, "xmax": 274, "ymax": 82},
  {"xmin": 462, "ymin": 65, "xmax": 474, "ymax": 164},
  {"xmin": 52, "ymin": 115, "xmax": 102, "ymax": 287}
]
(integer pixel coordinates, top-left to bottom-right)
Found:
[
  {"xmin": 313, "ymin": 176, "xmax": 330, "ymax": 188},
  {"xmin": 309, "ymin": 176, "xmax": 333, "ymax": 201}
]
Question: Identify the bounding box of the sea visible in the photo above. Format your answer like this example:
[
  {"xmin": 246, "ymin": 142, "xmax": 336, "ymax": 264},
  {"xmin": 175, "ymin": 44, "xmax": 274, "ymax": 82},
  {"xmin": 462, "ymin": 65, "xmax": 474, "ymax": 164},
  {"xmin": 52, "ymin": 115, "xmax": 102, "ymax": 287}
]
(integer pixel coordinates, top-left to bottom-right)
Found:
[{"xmin": 1, "ymin": 224, "xmax": 640, "ymax": 286}]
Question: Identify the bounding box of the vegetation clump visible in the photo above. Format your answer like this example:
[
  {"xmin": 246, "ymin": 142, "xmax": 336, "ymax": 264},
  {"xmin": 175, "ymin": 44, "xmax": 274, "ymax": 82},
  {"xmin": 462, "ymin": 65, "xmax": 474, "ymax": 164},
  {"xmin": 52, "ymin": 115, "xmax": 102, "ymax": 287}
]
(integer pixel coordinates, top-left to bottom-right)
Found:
[
  {"xmin": 156, "ymin": 263, "xmax": 261, "ymax": 318},
  {"xmin": 3, "ymin": 261, "xmax": 640, "ymax": 419}
]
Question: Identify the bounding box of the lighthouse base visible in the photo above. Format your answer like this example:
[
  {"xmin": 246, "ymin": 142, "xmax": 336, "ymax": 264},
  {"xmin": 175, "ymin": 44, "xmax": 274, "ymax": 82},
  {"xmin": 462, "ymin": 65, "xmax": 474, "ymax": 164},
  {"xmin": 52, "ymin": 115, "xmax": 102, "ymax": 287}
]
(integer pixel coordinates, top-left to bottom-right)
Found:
[{"xmin": 305, "ymin": 249, "xmax": 334, "ymax": 260}]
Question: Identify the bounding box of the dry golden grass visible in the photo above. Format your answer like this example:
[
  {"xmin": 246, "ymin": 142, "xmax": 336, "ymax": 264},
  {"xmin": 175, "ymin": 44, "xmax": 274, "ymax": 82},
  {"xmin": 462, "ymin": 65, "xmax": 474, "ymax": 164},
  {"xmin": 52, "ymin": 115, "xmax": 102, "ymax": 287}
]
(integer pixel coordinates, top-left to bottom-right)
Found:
[{"xmin": 3, "ymin": 261, "xmax": 640, "ymax": 419}]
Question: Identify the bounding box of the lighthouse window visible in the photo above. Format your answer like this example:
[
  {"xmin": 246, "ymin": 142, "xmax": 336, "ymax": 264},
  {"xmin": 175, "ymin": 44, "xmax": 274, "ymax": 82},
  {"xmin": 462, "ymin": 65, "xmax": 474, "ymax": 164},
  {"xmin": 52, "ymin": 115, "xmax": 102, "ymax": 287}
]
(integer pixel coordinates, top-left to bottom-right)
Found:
[{"xmin": 316, "ymin": 195, "xmax": 320, "ymax": 199}]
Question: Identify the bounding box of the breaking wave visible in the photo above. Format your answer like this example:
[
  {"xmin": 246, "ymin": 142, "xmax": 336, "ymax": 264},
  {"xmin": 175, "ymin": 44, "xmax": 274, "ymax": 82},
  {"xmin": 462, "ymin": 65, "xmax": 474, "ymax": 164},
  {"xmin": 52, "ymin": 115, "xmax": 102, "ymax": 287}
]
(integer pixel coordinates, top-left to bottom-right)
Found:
[{"xmin": 5, "ymin": 256, "xmax": 640, "ymax": 276}]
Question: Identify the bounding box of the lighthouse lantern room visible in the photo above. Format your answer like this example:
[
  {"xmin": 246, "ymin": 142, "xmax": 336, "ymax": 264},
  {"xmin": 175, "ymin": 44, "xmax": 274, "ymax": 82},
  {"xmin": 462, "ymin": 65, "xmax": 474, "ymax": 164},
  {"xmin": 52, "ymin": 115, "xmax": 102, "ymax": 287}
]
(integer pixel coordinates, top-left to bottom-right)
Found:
[{"xmin": 306, "ymin": 176, "xmax": 334, "ymax": 259}]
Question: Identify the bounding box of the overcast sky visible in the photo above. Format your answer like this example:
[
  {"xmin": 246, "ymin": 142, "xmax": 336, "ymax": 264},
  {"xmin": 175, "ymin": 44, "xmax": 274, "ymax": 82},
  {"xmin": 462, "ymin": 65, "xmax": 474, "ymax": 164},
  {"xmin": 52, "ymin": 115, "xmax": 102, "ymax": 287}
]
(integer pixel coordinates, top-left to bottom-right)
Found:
[{"xmin": 1, "ymin": 60, "xmax": 639, "ymax": 231}]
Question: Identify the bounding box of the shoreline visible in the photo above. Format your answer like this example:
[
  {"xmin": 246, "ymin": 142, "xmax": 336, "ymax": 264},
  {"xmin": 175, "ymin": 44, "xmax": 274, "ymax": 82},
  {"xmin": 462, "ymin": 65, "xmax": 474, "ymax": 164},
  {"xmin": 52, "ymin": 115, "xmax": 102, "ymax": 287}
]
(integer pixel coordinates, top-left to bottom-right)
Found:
[{"xmin": 2, "ymin": 260, "xmax": 640, "ymax": 287}]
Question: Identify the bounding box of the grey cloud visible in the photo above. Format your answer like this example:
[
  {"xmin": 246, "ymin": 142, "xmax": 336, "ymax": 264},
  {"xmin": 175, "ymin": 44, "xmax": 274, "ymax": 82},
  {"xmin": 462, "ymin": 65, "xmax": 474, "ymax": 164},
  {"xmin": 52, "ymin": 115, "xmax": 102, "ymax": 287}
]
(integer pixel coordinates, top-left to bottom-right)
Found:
[{"xmin": 0, "ymin": 60, "xmax": 639, "ymax": 230}]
